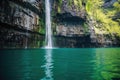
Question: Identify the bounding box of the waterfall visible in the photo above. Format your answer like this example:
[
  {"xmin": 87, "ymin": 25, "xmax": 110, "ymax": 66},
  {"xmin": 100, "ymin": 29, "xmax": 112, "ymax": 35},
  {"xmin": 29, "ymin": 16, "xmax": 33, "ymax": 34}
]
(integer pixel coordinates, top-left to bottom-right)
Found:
[{"xmin": 45, "ymin": 0, "xmax": 53, "ymax": 49}]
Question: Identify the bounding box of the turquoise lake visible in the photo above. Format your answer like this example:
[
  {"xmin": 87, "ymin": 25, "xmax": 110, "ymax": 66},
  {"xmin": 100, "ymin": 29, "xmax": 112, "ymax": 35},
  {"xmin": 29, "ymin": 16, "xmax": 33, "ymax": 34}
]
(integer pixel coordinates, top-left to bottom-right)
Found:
[{"xmin": 0, "ymin": 48, "xmax": 120, "ymax": 80}]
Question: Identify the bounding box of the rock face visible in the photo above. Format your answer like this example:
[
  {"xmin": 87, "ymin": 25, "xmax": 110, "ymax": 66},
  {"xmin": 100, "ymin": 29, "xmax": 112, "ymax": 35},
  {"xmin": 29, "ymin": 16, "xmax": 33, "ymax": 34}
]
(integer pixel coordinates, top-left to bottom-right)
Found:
[
  {"xmin": 52, "ymin": 0, "xmax": 87, "ymax": 36},
  {"xmin": 60, "ymin": 0, "xmax": 86, "ymax": 18},
  {"xmin": 0, "ymin": 0, "xmax": 44, "ymax": 48},
  {"xmin": 0, "ymin": 0, "xmax": 120, "ymax": 48},
  {"xmin": 0, "ymin": 0, "xmax": 40, "ymax": 30},
  {"xmin": 103, "ymin": 0, "xmax": 117, "ymax": 8},
  {"xmin": 56, "ymin": 24, "xmax": 84, "ymax": 36},
  {"xmin": 52, "ymin": 0, "xmax": 120, "ymax": 47}
]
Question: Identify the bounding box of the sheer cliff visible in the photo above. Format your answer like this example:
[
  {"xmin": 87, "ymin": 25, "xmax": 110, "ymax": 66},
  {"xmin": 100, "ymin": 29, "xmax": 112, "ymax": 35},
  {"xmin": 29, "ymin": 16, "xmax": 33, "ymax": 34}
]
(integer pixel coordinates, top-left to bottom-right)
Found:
[{"xmin": 0, "ymin": 0, "xmax": 120, "ymax": 48}]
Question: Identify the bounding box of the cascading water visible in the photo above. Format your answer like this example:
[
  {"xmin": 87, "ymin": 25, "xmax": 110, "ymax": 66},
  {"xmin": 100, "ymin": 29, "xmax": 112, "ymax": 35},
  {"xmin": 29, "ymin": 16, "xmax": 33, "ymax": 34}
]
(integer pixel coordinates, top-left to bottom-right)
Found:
[{"xmin": 45, "ymin": 0, "xmax": 53, "ymax": 49}]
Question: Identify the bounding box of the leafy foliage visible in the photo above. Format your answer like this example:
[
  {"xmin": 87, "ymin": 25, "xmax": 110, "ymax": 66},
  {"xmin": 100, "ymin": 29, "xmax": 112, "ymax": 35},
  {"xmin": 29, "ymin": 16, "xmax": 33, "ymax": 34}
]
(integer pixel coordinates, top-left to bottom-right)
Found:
[
  {"xmin": 85, "ymin": 0, "xmax": 120, "ymax": 36},
  {"xmin": 52, "ymin": 0, "xmax": 120, "ymax": 37}
]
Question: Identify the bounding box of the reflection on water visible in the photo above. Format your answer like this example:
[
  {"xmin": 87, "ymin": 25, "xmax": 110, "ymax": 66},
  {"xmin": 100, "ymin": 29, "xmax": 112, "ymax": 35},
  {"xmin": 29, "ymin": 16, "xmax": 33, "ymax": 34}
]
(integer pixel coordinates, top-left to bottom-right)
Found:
[
  {"xmin": 94, "ymin": 48, "xmax": 120, "ymax": 80},
  {"xmin": 41, "ymin": 49, "xmax": 54, "ymax": 80},
  {"xmin": 0, "ymin": 48, "xmax": 120, "ymax": 80}
]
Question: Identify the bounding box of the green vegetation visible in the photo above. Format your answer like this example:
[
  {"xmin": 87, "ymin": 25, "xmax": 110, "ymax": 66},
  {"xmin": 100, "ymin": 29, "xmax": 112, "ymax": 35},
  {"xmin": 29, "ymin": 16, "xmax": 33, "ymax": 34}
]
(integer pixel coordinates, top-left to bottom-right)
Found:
[
  {"xmin": 37, "ymin": 0, "xmax": 120, "ymax": 38},
  {"xmin": 39, "ymin": 18, "xmax": 45, "ymax": 34},
  {"xmin": 74, "ymin": 0, "xmax": 83, "ymax": 9},
  {"xmin": 56, "ymin": 0, "xmax": 63, "ymax": 13},
  {"xmin": 85, "ymin": 0, "xmax": 120, "ymax": 36},
  {"xmin": 83, "ymin": 23, "xmax": 89, "ymax": 35},
  {"xmin": 67, "ymin": 0, "xmax": 84, "ymax": 11}
]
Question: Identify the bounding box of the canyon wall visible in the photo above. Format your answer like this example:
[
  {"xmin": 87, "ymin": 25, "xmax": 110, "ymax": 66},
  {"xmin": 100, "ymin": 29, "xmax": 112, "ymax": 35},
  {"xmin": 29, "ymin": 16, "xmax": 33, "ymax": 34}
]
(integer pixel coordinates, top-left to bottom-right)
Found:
[
  {"xmin": 0, "ymin": 0, "xmax": 120, "ymax": 48},
  {"xmin": 0, "ymin": 0, "xmax": 44, "ymax": 48}
]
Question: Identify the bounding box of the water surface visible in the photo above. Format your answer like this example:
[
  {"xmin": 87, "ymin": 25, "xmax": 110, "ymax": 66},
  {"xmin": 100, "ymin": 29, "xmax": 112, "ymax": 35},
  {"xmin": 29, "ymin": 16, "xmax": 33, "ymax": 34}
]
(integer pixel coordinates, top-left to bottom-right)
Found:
[{"xmin": 0, "ymin": 48, "xmax": 120, "ymax": 80}]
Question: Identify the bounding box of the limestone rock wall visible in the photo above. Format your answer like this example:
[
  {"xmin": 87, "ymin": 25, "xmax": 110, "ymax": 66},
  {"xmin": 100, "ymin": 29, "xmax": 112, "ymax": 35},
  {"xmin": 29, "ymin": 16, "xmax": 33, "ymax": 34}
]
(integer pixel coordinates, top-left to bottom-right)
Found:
[
  {"xmin": 0, "ymin": 0, "xmax": 40, "ymax": 31},
  {"xmin": 0, "ymin": 0, "xmax": 44, "ymax": 48}
]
